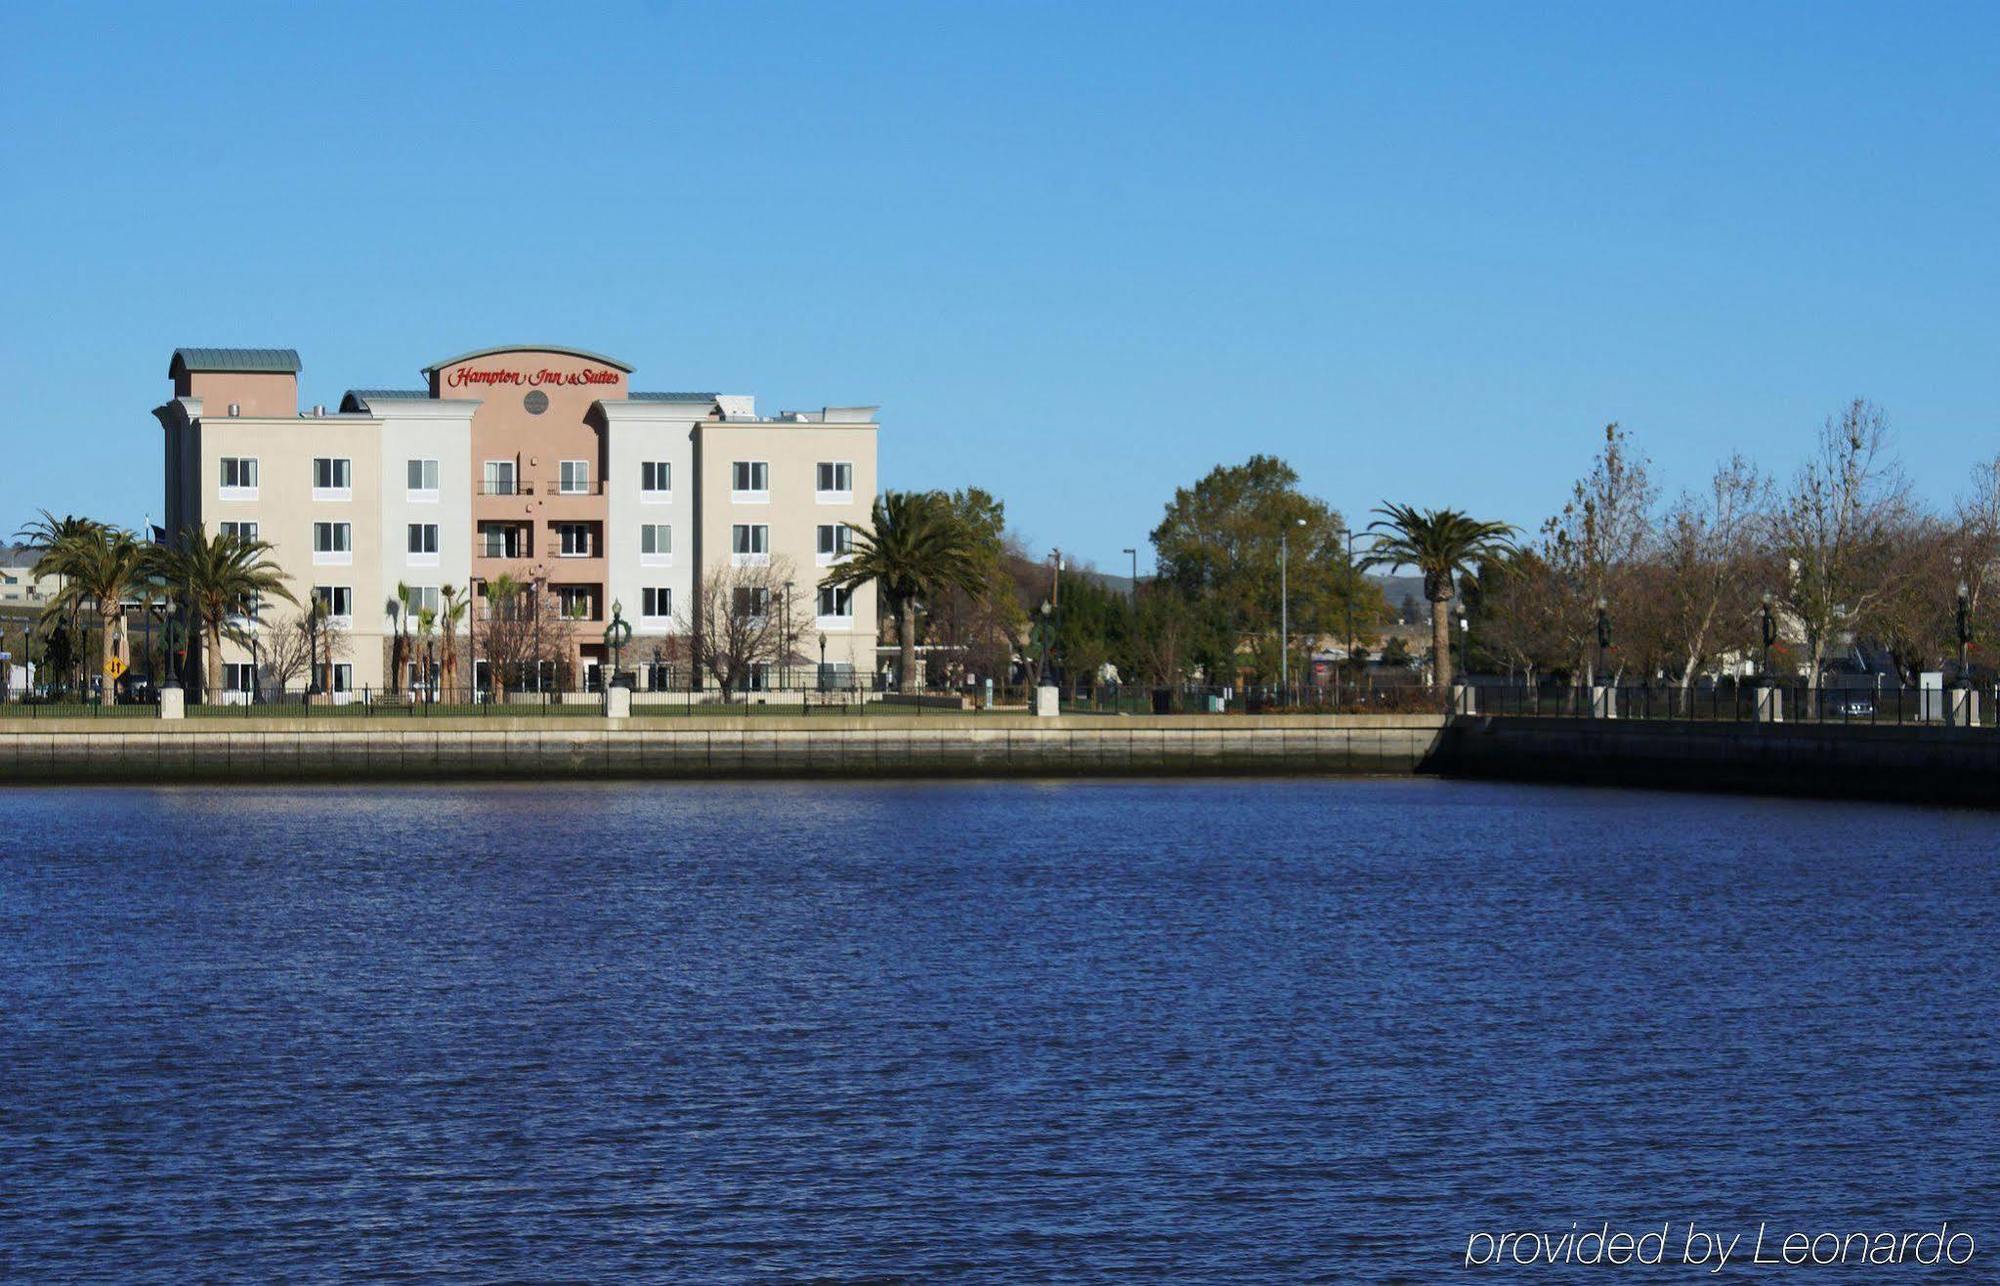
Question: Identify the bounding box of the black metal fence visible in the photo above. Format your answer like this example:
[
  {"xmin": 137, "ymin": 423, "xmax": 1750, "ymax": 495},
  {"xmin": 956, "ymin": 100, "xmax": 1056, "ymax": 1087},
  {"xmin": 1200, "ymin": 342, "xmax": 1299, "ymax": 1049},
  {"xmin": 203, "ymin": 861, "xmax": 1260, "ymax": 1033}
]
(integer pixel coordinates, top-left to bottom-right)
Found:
[
  {"xmin": 0, "ymin": 679, "xmax": 1443, "ymax": 718},
  {"xmin": 1469, "ymin": 682, "xmax": 2000, "ymax": 728}
]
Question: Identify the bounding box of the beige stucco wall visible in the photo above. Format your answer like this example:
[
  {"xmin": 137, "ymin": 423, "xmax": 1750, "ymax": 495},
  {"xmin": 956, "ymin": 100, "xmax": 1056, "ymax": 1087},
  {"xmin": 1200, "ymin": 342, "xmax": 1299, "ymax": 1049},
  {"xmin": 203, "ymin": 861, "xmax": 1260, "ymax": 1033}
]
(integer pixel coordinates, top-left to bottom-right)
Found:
[
  {"xmin": 694, "ymin": 420, "xmax": 879, "ymax": 675},
  {"xmin": 198, "ymin": 414, "xmax": 387, "ymax": 691}
]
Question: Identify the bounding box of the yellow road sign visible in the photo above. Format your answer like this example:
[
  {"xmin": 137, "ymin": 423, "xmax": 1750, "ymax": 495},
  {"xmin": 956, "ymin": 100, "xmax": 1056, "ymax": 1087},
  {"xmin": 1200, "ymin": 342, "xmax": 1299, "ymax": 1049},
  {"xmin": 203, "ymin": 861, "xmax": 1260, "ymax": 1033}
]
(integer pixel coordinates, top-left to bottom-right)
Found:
[{"xmin": 105, "ymin": 656, "xmax": 128, "ymax": 678}]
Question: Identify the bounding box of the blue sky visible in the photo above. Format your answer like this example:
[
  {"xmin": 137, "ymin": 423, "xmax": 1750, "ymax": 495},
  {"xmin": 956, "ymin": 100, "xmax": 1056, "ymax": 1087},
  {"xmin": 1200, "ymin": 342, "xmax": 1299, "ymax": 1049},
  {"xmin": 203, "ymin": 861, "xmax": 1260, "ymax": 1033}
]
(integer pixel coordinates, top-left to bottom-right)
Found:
[{"xmin": 4, "ymin": 2, "xmax": 1998, "ymax": 570}]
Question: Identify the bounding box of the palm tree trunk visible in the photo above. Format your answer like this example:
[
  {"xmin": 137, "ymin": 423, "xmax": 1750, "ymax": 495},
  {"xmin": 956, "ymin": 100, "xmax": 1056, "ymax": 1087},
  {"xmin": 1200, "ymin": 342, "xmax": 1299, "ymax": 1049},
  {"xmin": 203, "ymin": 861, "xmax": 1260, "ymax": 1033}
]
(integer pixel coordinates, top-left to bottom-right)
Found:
[
  {"xmin": 1430, "ymin": 594, "xmax": 1453, "ymax": 691},
  {"xmin": 100, "ymin": 604, "xmax": 120, "ymax": 703},
  {"xmin": 204, "ymin": 619, "xmax": 224, "ymax": 704},
  {"xmin": 899, "ymin": 599, "xmax": 919, "ymax": 694}
]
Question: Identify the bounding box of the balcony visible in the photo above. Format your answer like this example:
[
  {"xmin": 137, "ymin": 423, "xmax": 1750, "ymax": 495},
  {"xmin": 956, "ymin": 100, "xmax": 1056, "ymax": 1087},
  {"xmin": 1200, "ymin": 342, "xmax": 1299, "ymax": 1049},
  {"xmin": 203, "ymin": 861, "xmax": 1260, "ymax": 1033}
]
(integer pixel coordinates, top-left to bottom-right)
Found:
[{"xmin": 478, "ymin": 480, "xmax": 534, "ymax": 496}]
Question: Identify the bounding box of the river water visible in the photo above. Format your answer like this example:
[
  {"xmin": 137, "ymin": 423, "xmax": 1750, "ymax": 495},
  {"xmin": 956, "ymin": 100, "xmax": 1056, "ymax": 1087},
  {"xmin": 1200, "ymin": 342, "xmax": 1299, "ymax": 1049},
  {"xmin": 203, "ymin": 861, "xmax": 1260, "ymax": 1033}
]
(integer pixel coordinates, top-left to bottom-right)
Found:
[{"xmin": 2, "ymin": 779, "xmax": 1995, "ymax": 1279}]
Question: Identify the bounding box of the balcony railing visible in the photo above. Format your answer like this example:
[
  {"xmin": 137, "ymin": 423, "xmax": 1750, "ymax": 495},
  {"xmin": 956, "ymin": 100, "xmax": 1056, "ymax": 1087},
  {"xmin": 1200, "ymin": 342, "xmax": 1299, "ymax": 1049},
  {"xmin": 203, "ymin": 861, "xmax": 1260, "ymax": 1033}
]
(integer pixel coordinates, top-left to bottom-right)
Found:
[
  {"xmin": 478, "ymin": 481, "xmax": 533, "ymax": 496},
  {"xmin": 544, "ymin": 481, "xmax": 607, "ymax": 496}
]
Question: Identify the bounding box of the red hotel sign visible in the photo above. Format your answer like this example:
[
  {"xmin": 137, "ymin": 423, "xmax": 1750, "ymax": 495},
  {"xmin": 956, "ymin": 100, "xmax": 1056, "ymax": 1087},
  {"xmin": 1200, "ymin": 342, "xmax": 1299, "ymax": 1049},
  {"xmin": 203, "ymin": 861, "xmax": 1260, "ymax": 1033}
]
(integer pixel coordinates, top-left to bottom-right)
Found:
[{"xmin": 444, "ymin": 364, "xmax": 621, "ymax": 390}]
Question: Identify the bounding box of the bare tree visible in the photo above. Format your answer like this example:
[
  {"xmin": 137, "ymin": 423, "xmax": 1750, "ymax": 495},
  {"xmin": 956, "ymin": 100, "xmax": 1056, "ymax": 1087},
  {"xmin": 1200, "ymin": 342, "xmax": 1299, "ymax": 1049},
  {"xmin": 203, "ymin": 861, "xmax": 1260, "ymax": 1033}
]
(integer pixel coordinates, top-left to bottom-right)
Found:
[
  {"xmin": 1546, "ymin": 423, "xmax": 1657, "ymax": 682},
  {"xmin": 1768, "ymin": 399, "xmax": 1909, "ymax": 689},
  {"xmin": 1653, "ymin": 455, "xmax": 1769, "ymax": 688},
  {"xmin": 679, "ymin": 558, "xmax": 814, "ymax": 692}
]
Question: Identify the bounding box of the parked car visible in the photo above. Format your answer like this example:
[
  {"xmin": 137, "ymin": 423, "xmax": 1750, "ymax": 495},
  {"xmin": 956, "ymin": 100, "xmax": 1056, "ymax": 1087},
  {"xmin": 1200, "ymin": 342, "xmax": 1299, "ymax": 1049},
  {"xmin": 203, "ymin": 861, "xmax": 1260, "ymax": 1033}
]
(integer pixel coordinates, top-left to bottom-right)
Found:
[{"xmin": 1830, "ymin": 695, "xmax": 1875, "ymax": 718}]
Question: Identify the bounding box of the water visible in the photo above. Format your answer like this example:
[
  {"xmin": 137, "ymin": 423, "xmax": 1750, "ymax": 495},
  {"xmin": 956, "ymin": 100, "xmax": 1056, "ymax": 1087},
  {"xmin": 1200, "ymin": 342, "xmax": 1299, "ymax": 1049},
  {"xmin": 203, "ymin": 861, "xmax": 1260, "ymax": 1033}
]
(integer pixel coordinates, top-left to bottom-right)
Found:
[{"xmin": 2, "ymin": 779, "xmax": 1995, "ymax": 1280}]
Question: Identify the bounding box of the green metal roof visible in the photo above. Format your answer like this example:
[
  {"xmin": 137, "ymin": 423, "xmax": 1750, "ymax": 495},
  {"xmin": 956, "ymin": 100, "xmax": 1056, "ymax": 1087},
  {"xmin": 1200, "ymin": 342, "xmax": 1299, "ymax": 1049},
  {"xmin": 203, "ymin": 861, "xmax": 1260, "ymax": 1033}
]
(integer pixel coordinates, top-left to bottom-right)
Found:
[
  {"xmin": 169, "ymin": 347, "xmax": 302, "ymax": 376},
  {"xmin": 629, "ymin": 391, "xmax": 717, "ymax": 403},
  {"xmin": 421, "ymin": 344, "xmax": 634, "ymax": 375}
]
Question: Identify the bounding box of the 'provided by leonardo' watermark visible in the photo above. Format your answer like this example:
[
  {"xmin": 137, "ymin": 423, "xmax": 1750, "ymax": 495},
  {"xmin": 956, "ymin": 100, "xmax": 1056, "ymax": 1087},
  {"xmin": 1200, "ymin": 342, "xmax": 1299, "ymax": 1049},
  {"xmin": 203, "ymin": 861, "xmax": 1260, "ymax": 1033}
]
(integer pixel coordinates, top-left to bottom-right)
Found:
[{"xmin": 1463, "ymin": 1222, "xmax": 1975, "ymax": 1270}]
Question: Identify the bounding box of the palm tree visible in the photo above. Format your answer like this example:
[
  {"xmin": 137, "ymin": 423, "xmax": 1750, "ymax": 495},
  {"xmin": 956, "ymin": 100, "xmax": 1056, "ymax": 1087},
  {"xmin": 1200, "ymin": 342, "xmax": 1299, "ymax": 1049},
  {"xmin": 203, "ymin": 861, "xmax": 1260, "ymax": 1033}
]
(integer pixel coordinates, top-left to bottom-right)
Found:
[
  {"xmin": 1362, "ymin": 504, "xmax": 1515, "ymax": 692},
  {"xmin": 483, "ymin": 573, "xmax": 524, "ymax": 697},
  {"xmin": 155, "ymin": 527, "xmax": 296, "ymax": 703},
  {"xmin": 15, "ymin": 510, "xmax": 100, "ymax": 693},
  {"xmin": 389, "ymin": 582, "xmax": 413, "ymax": 695},
  {"xmin": 33, "ymin": 523, "xmax": 150, "ymax": 702},
  {"xmin": 414, "ymin": 606, "xmax": 438, "ymax": 698},
  {"xmin": 819, "ymin": 490, "xmax": 986, "ymax": 694},
  {"xmin": 438, "ymin": 584, "xmax": 468, "ymax": 697}
]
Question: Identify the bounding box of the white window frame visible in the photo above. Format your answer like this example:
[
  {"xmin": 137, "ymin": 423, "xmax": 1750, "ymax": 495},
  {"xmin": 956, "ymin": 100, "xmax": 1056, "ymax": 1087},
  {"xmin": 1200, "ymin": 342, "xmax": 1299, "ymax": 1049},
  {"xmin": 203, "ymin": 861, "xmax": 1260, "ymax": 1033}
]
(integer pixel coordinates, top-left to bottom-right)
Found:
[
  {"xmin": 815, "ymin": 522, "xmax": 853, "ymax": 567},
  {"xmin": 556, "ymin": 523, "xmax": 592, "ymax": 558},
  {"xmin": 640, "ymin": 523, "xmax": 672, "ymax": 567},
  {"xmin": 312, "ymin": 457, "xmax": 353, "ymax": 502},
  {"xmin": 559, "ymin": 459, "xmax": 591, "ymax": 495},
  {"xmin": 556, "ymin": 586, "xmax": 594, "ymax": 620},
  {"xmin": 407, "ymin": 523, "xmax": 440, "ymax": 566},
  {"xmin": 730, "ymin": 523, "xmax": 770, "ymax": 567},
  {"xmin": 641, "ymin": 461, "xmax": 672, "ymax": 503},
  {"xmin": 816, "ymin": 584, "xmax": 854, "ymax": 625},
  {"xmin": 641, "ymin": 587, "xmax": 672, "ymax": 622},
  {"xmin": 220, "ymin": 521, "xmax": 260, "ymax": 543},
  {"xmin": 731, "ymin": 460, "xmax": 770, "ymax": 504},
  {"xmin": 401, "ymin": 585, "xmax": 440, "ymax": 618},
  {"xmin": 314, "ymin": 585, "xmax": 354, "ymax": 627},
  {"xmin": 407, "ymin": 458, "xmax": 440, "ymax": 503},
  {"xmin": 483, "ymin": 459, "xmax": 517, "ymax": 496},
  {"xmin": 219, "ymin": 456, "xmax": 259, "ymax": 500},
  {"xmin": 312, "ymin": 521, "xmax": 353, "ymax": 566},
  {"xmin": 815, "ymin": 460, "xmax": 854, "ymax": 504}
]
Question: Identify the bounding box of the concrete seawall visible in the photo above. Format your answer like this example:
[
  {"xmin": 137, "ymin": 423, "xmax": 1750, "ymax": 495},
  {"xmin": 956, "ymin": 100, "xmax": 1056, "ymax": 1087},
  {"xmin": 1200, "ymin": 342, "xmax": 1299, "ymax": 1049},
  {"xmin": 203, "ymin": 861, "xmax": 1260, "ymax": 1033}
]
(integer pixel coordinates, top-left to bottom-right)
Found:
[
  {"xmin": 0, "ymin": 715, "xmax": 1446, "ymax": 785},
  {"xmin": 1431, "ymin": 715, "xmax": 2000, "ymax": 806}
]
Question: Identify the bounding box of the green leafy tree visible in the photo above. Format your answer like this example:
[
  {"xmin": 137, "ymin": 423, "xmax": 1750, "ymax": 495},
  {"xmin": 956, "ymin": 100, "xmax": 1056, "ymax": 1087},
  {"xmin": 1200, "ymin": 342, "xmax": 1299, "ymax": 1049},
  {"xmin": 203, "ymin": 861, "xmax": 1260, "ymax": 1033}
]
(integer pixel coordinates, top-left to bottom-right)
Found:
[
  {"xmin": 821, "ymin": 490, "xmax": 986, "ymax": 693},
  {"xmin": 1362, "ymin": 504, "xmax": 1516, "ymax": 690},
  {"xmin": 1150, "ymin": 455, "xmax": 1381, "ymax": 682}
]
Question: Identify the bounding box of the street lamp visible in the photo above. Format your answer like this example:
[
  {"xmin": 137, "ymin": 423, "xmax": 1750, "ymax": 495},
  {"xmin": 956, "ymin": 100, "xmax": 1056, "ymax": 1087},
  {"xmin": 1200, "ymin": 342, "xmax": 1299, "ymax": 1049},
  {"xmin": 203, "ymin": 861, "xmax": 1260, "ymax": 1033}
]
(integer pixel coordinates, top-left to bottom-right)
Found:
[
  {"xmin": 1594, "ymin": 597, "xmax": 1610, "ymax": 683},
  {"xmin": 782, "ymin": 580, "xmax": 793, "ymax": 690},
  {"xmin": 604, "ymin": 599, "xmax": 632, "ymax": 692},
  {"xmin": 1279, "ymin": 518, "xmax": 1306, "ymax": 696},
  {"xmin": 1956, "ymin": 581, "xmax": 1972, "ymax": 688},
  {"xmin": 1760, "ymin": 593, "xmax": 1776, "ymax": 682},
  {"xmin": 818, "ymin": 632, "xmax": 828, "ymax": 693}
]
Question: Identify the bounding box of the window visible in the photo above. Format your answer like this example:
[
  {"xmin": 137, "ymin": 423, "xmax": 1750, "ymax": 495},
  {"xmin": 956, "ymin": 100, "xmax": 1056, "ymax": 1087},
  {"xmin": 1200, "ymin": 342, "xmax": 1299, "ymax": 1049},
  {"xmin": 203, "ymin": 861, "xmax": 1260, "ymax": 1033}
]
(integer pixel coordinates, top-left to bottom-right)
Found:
[
  {"xmin": 732, "ymin": 586, "xmax": 770, "ymax": 620},
  {"xmin": 232, "ymin": 590, "xmax": 263, "ymax": 623},
  {"xmin": 556, "ymin": 523, "xmax": 591, "ymax": 557},
  {"xmin": 640, "ymin": 524, "xmax": 672, "ymax": 565},
  {"xmin": 641, "ymin": 461, "xmax": 671, "ymax": 499},
  {"xmin": 407, "ymin": 523, "xmax": 440, "ymax": 563},
  {"xmin": 312, "ymin": 522, "xmax": 352, "ymax": 564},
  {"xmin": 816, "ymin": 522, "xmax": 853, "ymax": 565},
  {"xmin": 220, "ymin": 521, "xmax": 259, "ymax": 543},
  {"xmin": 407, "ymin": 458, "xmax": 440, "ymax": 498},
  {"xmin": 642, "ymin": 587, "xmax": 672, "ymax": 620},
  {"xmin": 332, "ymin": 663, "xmax": 353, "ymax": 694},
  {"xmin": 645, "ymin": 661, "xmax": 675, "ymax": 692},
  {"xmin": 559, "ymin": 460, "xmax": 591, "ymax": 494},
  {"xmin": 817, "ymin": 585, "xmax": 854, "ymax": 620},
  {"xmin": 556, "ymin": 586, "xmax": 594, "ymax": 620},
  {"xmin": 479, "ymin": 523, "xmax": 526, "ymax": 559},
  {"xmin": 483, "ymin": 460, "xmax": 517, "ymax": 496},
  {"xmin": 816, "ymin": 461, "xmax": 853, "ymax": 501},
  {"xmin": 731, "ymin": 523, "xmax": 769, "ymax": 565},
  {"xmin": 312, "ymin": 457, "xmax": 353, "ymax": 502},
  {"xmin": 731, "ymin": 460, "xmax": 769, "ymax": 500},
  {"xmin": 401, "ymin": 586, "xmax": 440, "ymax": 617},
  {"xmin": 223, "ymin": 662, "xmax": 256, "ymax": 693},
  {"xmin": 313, "ymin": 585, "xmax": 353, "ymax": 620},
  {"xmin": 220, "ymin": 457, "xmax": 258, "ymax": 497}
]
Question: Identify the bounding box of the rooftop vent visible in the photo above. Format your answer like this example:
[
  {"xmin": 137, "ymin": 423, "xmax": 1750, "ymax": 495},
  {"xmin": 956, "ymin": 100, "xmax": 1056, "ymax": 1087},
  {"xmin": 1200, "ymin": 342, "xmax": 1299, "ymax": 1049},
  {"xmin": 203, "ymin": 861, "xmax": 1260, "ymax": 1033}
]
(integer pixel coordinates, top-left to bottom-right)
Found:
[
  {"xmin": 312, "ymin": 404, "xmax": 327, "ymax": 417},
  {"xmin": 227, "ymin": 403, "xmax": 240, "ymax": 417}
]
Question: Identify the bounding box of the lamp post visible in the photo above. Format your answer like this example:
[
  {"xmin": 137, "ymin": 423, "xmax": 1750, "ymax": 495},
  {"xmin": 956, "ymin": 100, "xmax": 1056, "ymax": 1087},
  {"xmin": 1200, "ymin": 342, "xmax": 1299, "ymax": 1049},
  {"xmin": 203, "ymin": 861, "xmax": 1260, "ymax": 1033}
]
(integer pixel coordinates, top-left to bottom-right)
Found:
[
  {"xmin": 782, "ymin": 580, "xmax": 793, "ymax": 690},
  {"xmin": 1279, "ymin": 517, "xmax": 1306, "ymax": 698},
  {"xmin": 1760, "ymin": 593, "xmax": 1776, "ymax": 682},
  {"xmin": 818, "ymin": 632, "xmax": 828, "ymax": 693},
  {"xmin": 1594, "ymin": 597, "xmax": 1610, "ymax": 684},
  {"xmin": 1956, "ymin": 581, "xmax": 1972, "ymax": 688},
  {"xmin": 604, "ymin": 600, "xmax": 632, "ymax": 692}
]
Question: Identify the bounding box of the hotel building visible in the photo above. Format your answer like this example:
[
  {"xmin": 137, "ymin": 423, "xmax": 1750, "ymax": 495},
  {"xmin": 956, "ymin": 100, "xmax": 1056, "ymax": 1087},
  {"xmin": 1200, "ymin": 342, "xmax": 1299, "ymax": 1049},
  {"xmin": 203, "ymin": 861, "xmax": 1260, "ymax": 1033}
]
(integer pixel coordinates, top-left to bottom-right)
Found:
[{"xmin": 156, "ymin": 345, "xmax": 878, "ymax": 696}]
